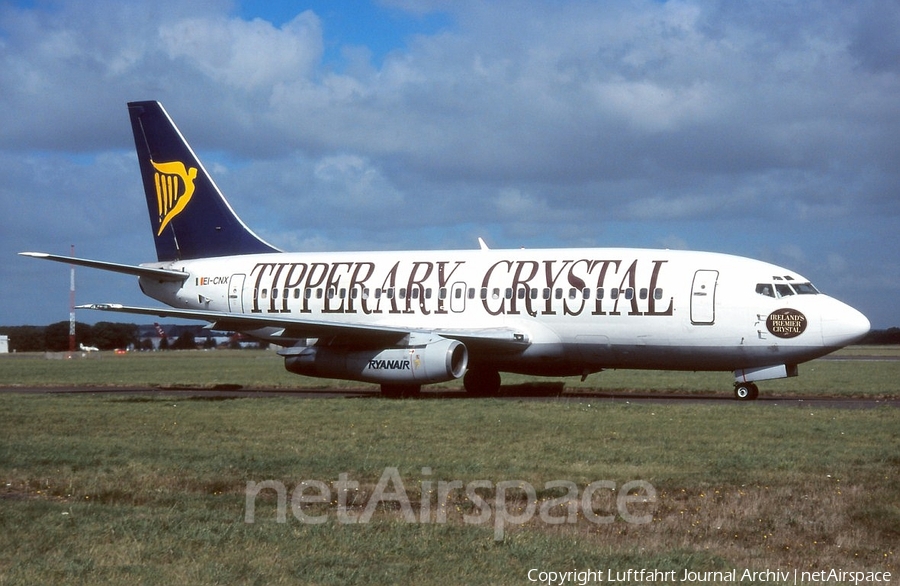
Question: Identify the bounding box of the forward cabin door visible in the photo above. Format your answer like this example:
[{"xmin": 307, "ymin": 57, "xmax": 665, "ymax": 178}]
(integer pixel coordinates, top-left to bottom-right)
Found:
[
  {"xmin": 690, "ymin": 270, "xmax": 718, "ymax": 325},
  {"xmin": 228, "ymin": 274, "xmax": 246, "ymax": 313}
]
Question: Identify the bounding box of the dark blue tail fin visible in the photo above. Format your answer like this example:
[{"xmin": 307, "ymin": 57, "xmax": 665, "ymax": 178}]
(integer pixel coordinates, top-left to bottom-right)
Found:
[{"xmin": 128, "ymin": 101, "xmax": 280, "ymax": 261}]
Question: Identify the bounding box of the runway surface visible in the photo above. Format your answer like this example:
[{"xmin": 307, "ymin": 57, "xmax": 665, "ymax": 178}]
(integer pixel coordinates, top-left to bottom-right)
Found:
[{"xmin": 2, "ymin": 385, "xmax": 897, "ymax": 409}]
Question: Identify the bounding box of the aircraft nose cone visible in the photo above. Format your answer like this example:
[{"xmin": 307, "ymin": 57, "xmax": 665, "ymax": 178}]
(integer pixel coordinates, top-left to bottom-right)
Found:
[{"xmin": 822, "ymin": 302, "xmax": 870, "ymax": 348}]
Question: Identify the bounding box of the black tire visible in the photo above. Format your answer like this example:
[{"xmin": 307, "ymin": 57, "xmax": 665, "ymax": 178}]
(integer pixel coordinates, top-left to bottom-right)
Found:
[
  {"xmin": 748, "ymin": 383, "xmax": 759, "ymax": 400},
  {"xmin": 463, "ymin": 368, "xmax": 501, "ymax": 396},
  {"xmin": 734, "ymin": 383, "xmax": 759, "ymax": 401}
]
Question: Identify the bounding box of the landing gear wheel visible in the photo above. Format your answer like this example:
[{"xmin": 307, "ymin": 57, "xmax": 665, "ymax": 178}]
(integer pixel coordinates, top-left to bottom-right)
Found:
[
  {"xmin": 380, "ymin": 384, "xmax": 421, "ymax": 398},
  {"xmin": 734, "ymin": 382, "xmax": 759, "ymax": 401},
  {"xmin": 463, "ymin": 368, "xmax": 501, "ymax": 396}
]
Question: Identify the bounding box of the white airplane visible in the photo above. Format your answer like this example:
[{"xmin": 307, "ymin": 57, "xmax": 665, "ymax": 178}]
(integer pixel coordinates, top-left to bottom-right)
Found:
[
  {"xmin": 22, "ymin": 101, "xmax": 870, "ymax": 399},
  {"xmin": 79, "ymin": 343, "xmax": 99, "ymax": 352}
]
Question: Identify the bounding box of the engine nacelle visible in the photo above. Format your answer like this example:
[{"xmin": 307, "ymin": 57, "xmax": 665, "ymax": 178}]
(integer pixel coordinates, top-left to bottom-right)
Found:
[{"xmin": 282, "ymin": 334, "xmax": 468, "ymax": 385}]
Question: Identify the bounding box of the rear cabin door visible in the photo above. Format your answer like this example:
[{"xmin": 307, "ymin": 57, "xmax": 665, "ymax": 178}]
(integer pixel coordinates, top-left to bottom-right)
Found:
[
  {"xmin": 228, "ymin": 274, "xmax": 245, "ymax": 313},
  {"xmin": 690, "ymin": 270, "xmax": 718, "ymax": 325}
]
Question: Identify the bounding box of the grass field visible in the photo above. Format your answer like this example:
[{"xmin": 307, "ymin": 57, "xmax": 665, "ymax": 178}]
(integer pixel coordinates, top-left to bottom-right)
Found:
[
  {"xmin": 0, "ymin": 349, "xmax": 898, "ymax": 585},
  {"xmin": 1, "ymin": 345, "xmax": 899, "ymax": 397}
]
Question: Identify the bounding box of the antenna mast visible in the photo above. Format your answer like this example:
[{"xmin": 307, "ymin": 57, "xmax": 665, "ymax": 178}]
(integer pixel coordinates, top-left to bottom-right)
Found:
[{"xmin": 69, "ymin": 245, "xmax": 76, "ymax": 356}]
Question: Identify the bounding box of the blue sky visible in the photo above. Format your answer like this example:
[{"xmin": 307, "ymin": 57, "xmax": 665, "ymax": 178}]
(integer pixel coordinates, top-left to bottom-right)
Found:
[
  {"xmin": 236, "ymin": 0, "xmax": 453, "ymax": 66},
  {"xmin": 1, "ymin": 0, "xmax": 898, "ymax": 328}
]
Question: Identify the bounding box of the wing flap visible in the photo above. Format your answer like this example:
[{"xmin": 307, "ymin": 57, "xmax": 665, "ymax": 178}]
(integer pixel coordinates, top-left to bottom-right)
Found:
[
  {"xmin": 79, "ymin": 303, "xmax": 409, "ymax": 341},
  {"xmin": 78, "ymin": 303, "xmax": 531, "ymax": 351}
]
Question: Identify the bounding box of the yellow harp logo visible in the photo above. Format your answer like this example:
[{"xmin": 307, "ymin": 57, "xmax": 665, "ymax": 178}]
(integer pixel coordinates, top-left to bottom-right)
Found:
[{"xmin": 152, "ymin": 160, "xmax": 198, "ymax": 236}]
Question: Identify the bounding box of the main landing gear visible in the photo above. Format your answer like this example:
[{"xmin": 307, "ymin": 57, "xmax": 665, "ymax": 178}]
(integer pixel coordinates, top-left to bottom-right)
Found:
[
  {"xmin": 463, "ymin": 368, "xmax": 502, "ymax": 396},
  {"xmin": 734, "ymin": 382, "xmax": 759, "ymax": 401}
]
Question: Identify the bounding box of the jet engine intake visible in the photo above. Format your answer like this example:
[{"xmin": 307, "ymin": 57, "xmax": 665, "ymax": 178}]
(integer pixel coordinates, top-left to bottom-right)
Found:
[{"xmin": 282, "ymin": 335, "xmax": 468, "ymax": 386}]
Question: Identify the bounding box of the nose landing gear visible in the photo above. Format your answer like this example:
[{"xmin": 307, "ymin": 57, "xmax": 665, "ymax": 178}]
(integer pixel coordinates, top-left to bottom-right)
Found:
[{"xmin": 734, "ymin": 382, "xmax": 759, "ymax": 401}]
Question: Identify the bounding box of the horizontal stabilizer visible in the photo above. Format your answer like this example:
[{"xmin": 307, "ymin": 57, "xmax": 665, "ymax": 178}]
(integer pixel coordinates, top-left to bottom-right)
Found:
[{"xmin": 19, "ymin": 252, "xmax": 188, "ymax": 281}]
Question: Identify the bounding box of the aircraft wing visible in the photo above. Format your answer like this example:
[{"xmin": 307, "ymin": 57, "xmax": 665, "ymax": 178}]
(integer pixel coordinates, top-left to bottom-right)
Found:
[
  {"xmin": 79, "ymin": 303, "xmax": 531, "ymax": 351},
  {"xmin": 25, "ymin": 250, "xmax": 529, "ymax": 351}
]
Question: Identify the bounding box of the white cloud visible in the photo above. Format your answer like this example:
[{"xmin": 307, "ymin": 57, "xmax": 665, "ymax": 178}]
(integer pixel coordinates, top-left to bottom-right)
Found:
[
  {"xmin": 159, "ymin": 11, "xmax": 322, "ymax": 90},
  {"xmin": 593, "ymin": 79, "xmax": 718, "ymax": 133},
  {"xmin": 312, "ymin": 154, "xmax": 403, "ymax": 209},
  {"xmin": 494, "ymin": 188, "xmax": 544, "ymax": 219}
]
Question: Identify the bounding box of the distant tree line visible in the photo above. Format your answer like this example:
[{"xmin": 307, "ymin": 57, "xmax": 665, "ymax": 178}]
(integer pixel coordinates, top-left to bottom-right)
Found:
[
  {"xmin": 860, "ymin": 327, "xmax": 900, "ymax": 345},
  {"xmin": 0, "ymin": 322, "xmax": 234, "ymax": 352}
]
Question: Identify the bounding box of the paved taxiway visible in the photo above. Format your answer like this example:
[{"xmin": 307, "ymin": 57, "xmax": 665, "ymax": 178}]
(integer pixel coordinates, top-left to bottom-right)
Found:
[{"xmin": 2, "ymin": 386, "xmax": 896, "ymax": 409}]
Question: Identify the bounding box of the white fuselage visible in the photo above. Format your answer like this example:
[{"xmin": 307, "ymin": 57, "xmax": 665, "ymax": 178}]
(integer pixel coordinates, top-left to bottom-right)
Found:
[{"xmin": 139, "ymin": 247, "xmax": 870, "ymax": 380}]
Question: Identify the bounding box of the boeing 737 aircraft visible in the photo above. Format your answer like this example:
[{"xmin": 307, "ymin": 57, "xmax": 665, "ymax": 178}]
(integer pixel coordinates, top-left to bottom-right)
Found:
[{"xmin": 22, "ymin": 101, "xmax": 871, "ymax": 399}]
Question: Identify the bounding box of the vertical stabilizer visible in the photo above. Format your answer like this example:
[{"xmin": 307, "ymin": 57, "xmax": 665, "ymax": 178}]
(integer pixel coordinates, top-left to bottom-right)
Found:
[{"xmin": 128, "ymin": 101, "xmax": 280, "ymax": 261}]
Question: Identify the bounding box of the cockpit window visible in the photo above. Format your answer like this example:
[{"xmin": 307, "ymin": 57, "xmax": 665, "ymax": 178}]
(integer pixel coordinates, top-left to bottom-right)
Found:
[
  {"xmin": 775, "ymin": 284, "xmax": 795, "ymax": 297},
  {"xmin": 756, "ymin": 284, "xmax": 775, "ymax": 298},
  {"xmin": 757, "ymin": 281, "xmax": 820, "ymax": 298}
]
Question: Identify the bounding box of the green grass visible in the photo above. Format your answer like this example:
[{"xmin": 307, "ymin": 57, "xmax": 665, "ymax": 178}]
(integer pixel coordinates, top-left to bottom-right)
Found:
[
  {"xmin": 1, "ymin": 346, "xmax": 899, "ymax": 397},
  {"xmin": 1, "ymin": 389, "xmax": 898, "ymax": 585},
  {"xmin": 0, "ymin": 350, "xmax": 306, "ymax": 389}
]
